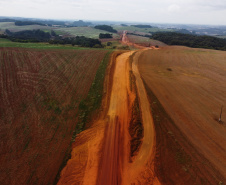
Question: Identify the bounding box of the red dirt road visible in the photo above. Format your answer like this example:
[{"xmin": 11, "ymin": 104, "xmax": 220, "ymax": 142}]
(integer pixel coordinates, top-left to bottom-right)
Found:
[
  {"xmin": 97, "ymin": 50, "xmax": 160, "ymax": 185},
  {"xmin": 58, "ymin": 48, "xmax": 159, "ymax": 184},
  {"xmin": 97, "ymin": 51, "xmax": 134, "ymax": 185}
]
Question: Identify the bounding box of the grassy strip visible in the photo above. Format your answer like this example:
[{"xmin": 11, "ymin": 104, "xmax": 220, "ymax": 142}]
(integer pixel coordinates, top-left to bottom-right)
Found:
[
  {"xmin": 54, "ymin": 50, "xmax": 112, "ymax": 184},
  {"xmin": 0, "ymin": 38, "xmax": 83, "ymax": 49},
  {"xmin": 74, "ymin": 50, "xmax": 112, "ymax": 135}
]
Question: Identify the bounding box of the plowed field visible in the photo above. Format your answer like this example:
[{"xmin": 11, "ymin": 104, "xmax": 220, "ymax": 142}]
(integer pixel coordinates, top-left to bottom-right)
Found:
[
  {"xmin": 139, "ymin": 46, "xmax": 226, "ymax": 184},
  {"xmin": 0, "ymin": 47, "xmax": 108, "ymax": 185},
  {"xmin": 127, "ymin": 35, "xmax": 166, "ymax": 47}
]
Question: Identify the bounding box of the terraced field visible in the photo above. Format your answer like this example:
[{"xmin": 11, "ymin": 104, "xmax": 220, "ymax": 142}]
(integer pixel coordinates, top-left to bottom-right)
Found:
[{"xmin": 0, "ymin": 47, "xmax": 109, "ymax": 185}]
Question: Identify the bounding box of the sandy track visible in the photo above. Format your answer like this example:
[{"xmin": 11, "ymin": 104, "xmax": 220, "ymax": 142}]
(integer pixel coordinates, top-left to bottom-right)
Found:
[{"xmin": 97, "ymin": 51, "xmax": 135, "ymax": 185}]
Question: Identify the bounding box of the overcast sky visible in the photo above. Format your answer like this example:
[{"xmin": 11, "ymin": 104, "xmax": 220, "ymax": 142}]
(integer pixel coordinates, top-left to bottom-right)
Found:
[{"xmin": 0, "ymin": 0, "xmax": 226, "ymax": 25}]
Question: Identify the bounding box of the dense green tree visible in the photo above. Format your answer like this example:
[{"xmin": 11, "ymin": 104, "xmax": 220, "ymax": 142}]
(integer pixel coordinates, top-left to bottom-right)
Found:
[
  {"xmin": 94, "ymin": 25, "xmax": 117, "ymax": 33},
  {"xmin": 99, "ymin": 33, "xmax": 113, "ymax": 39},
  {"xmin": 151, "ymin": 32, "xmax": 226, "ymax": 50}
]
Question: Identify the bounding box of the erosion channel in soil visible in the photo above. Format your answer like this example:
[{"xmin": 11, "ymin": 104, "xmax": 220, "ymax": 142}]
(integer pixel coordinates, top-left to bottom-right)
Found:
[{"xmin": 57, "ymin": 47, "xmax": 160, "ymax": 184}]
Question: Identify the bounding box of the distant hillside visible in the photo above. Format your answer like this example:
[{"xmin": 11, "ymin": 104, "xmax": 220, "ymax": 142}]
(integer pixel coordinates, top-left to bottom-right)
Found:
[
  {"xmin": 152, "ymin": 32, "xmax": 226, "ymax": 50},
  {"xmin": 0, "ymin": 18, "xmax": 16, "ymax": 22},
  {"xmin": 15, "ymin": 21, "xmax": 45, "ymax": 26},
  {"xmin": 72, "ymin": 20, "xmax": 92, "ymax": 27},
  {"xmin": 175, "ymin": 29, "xmax": 193, "ymax": 34},
  {"xmin": 131, "ymin": 25, "xmax": 152, "ymax": 28}
]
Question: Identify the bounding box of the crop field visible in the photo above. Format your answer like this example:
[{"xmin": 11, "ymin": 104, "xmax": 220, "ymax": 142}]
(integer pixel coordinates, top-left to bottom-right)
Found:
[
  {"xmin": 139, "ymin": 46, "xmax": 226, "ymax": 184},
  {"xmin": 0, "ymin": 22, "xmax": 51, "ymax": 32},
  {"xmin": 0, "ymin": 23, "xmax": 121, "ymax": 39},
  {"xmin": 0, "ymin": 47, "xmax": 109, "ymax": 185},
  {"xmin": 55, "ymin": 27, "xmax": 120, "ymax": 39},
  {"xmin": 113, "ymin": 25, "xmax": 174, "ymax": 34},
  {"xmin": 127, "ymin": 34, "xmax": 166, "ymax": 47}
]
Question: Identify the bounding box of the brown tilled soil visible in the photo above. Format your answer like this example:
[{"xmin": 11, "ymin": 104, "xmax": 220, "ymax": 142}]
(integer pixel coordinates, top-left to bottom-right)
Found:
[
  {"xmin": 127, "ymin": 34, "xmax": 166, "ymax": 47},
  {"xmin": 139, "ymin": 46, "xmax": 226, "ymax": 184},
  {"xmin": 0, "ymin": 47, "xmax": 108, "ymax": 185}
]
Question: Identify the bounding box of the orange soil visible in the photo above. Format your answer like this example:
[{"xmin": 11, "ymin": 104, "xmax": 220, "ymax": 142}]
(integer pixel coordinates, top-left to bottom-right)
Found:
[
  {"xmin": 121, "ymin": 31, "xmax": 146, "ymax": 49},
  {"xmin": 97, "ymin": 51, "xmax": 135, "ymax": 184},
  {"xmin": 58, "ymin": 45, "xmax": 160, "ymax": 184},
  {"xmin": 59, "ymin": 33, "xmax": 226, "ymax": 185},
  {"xmin": 129, "ymin": 49, "xmax": 161, "ymax": 185}
]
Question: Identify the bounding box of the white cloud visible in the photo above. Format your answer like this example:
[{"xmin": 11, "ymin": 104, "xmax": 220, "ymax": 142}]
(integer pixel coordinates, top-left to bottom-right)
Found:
[
  {"xmin": 0, "ymin": 0, "xmax": 225, "ymax": 25},
  {"xmin": 168, "ymin": 4, "xmax": 181, "ymax": 12}
]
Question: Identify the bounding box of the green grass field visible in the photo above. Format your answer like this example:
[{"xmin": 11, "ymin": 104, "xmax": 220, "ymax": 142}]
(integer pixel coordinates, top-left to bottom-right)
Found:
[
  {"xmin": 55, "ymin": 27, "xmax": 120, "ymax": 39},
  {"xmin": 0, "ymin": 38, "xmax": 82, "ymax": 49},
  {"xmin": 0, "ymin": 38, "xmax": 116, "ymax": 51}
]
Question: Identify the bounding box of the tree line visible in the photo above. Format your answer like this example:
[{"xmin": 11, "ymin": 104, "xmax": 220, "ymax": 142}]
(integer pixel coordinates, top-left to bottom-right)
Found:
[
  {"xmin": 127, "ymin": 32, "xmax": 151, "ymax": 38},
  {"xmin": 15, "ymin": 21, "xmax": 46, "ymax": 26},
  {"xmin": 99, "ymin": 33, "xmax": 113, "ymax": 39},
  {"xmin": 4, "ymin": 29, "xmax": 51, "ymax": 42},
  {"xmin": 49, "ymin": 36, "xmax": 102, "ymax": 48},
  {"xmin": 151, "ymin": 32, "xmax": 226, "ymax": 50},
  {"xmin": 1, "ymin": 29, "xmax": 102, "ymax": 48},
  {"xmin": 131, "ymin": 25, "xmax": 152, "ymax": 28},
  {"xmin": 94, "ymin": 25, "xmax": 117, "ymax": 33}
]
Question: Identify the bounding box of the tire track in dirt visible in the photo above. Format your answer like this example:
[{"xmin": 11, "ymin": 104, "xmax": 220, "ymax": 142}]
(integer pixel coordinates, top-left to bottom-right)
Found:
[
  {"xmin": 96, "ymin": 51, "xmax": 135, "ymax": 185},
  {"xmin": 97, "ymin": 49, "xmax": 160, "ymax": 184},
  {"xmin": 57, "ymin": 35, "xmax": 159, "ymax": 185}
]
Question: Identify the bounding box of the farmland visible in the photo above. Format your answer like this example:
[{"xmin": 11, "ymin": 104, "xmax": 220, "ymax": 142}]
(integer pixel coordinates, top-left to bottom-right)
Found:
[
  {"xmin": 0, "ymin": 22, "xmax": 120, "ymax": 39},
  {"xmin": 55, "ymin": 27, "xmax": 120, "ymax": 39},
  {"xmin": 127, "ymin": 34, "xmax": 166, "ymax": 47},
  {"xmin": 0, "ymin": 22, "xmax": 52, "ymax": 32},
  {"xmin": 113, "ymin": 25, "xmax": 174, "ymax": 34},
  {"xmin": 138, "ymin": 46, "xmax": 226, "ymax": 184},
  {"xmin": 0, "ymin": 38, "xmax": 92, "ymax": 50},
  {"xmin": 0, "ymin": 47, "xmax": 110, "ymax": 185}
]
